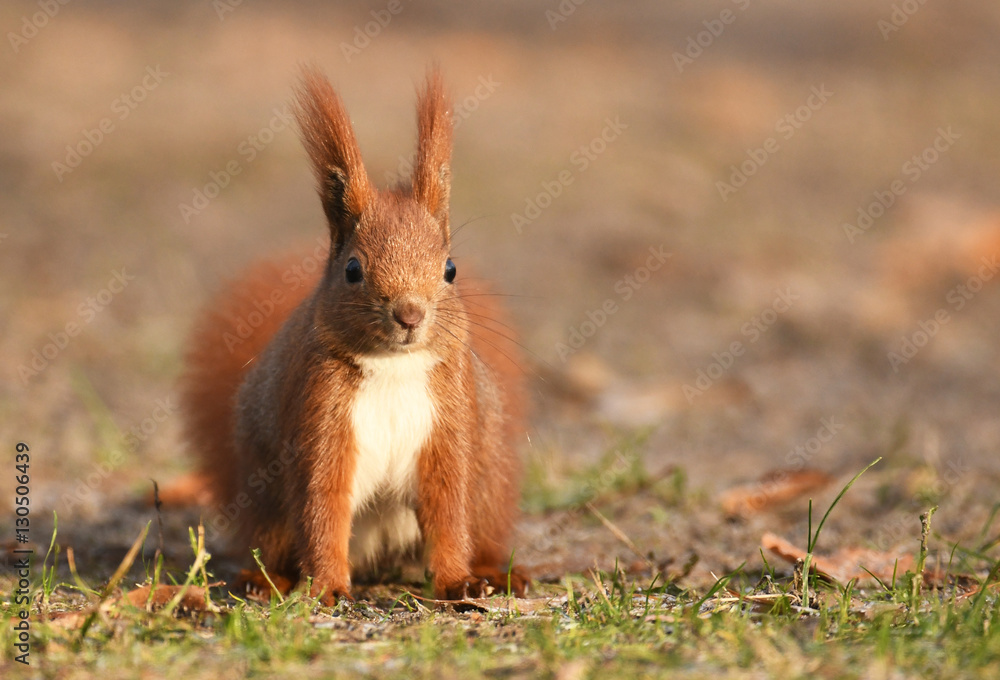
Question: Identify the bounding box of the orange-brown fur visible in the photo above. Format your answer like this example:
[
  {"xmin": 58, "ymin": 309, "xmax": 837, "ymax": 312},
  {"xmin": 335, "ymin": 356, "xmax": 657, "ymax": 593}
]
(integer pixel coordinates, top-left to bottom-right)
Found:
[{"xmin": 179, "ymin": 66, "xmax": 525, "ymax": 602}]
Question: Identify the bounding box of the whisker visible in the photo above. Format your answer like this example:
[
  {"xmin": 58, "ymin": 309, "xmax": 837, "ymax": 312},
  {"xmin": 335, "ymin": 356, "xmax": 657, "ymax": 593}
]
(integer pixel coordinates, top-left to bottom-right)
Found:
[
  {"xmin": 448, "ymin": 214, "xmax": 492, "ymax": 242},
  {"xmin": 449, "ymin": 291, "xmax": 541, "ymax": 301},
  {"xmin": 436, "ymin": 295, "xmax": 537, "ymax": 337},
  {"xmin": 452, "ymin": 308, "xmax": 522, "ymax": 335},
  {"xmin": 433, "ymin": 289, "xmax": 554, "ymax": 374},
  {"xmin": 434, "ymin": 309, "xmax": 522, "ymax": 347},
  {"xmin": 430, "ymin": 318, "xmax": 509, "ymax": 388},
  {"xmin": 432, "ymin": 312, "xmax": 549, "ymax": 381}
]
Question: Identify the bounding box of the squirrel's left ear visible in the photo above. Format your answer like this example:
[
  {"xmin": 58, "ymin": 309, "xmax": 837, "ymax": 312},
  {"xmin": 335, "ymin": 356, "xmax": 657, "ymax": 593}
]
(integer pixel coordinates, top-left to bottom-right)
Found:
[
  {"xmin": 411, "ymin": 66, "xmax": 453, "ymax": 240},
  {"xmin": 295, "ymin": 65, "xmax": 374, "ymax": 257}
]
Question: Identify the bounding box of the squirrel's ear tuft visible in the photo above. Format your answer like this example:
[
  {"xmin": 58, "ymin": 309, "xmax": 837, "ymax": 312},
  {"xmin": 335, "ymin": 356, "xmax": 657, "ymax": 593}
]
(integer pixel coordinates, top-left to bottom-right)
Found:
[
  {"xmin": 294, "ymin": 65, "xmax": 374, "ymax": 254},
  {"xmin": 411, "ymin": 66, "xmax": 453, "ymax": 239}
]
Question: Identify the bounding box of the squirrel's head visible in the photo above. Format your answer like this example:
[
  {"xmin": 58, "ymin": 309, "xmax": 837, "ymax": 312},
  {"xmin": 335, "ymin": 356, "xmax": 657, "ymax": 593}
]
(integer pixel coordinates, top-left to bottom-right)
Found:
[{"xmin": 295, "ymin": 66, "xmax": 462, "ymax": 356}]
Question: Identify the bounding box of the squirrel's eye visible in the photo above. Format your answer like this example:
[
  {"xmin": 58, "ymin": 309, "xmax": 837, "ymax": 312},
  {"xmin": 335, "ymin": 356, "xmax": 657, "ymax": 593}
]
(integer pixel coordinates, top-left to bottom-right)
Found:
[
  {"xmin": 444, "ymin": 258, "xmax": 456, "ymax": 283},
  {"xmin": 345, "ymin": 257, "xmax": 363, "ymax": 284}
]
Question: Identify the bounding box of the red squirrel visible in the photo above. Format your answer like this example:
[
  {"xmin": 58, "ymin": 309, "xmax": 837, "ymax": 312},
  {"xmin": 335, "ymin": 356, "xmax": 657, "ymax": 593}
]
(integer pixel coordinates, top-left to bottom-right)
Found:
[{"xmin": 179, "ymin": 66, "xmax": 526, "ymax": 602}]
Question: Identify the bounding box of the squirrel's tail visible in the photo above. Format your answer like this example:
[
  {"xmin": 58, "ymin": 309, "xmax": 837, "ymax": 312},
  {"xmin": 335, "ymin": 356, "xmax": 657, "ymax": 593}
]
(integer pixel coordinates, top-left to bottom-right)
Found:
[{"xmin": 178, "ymin": 252, "xmax": 321, "ymax": 509}]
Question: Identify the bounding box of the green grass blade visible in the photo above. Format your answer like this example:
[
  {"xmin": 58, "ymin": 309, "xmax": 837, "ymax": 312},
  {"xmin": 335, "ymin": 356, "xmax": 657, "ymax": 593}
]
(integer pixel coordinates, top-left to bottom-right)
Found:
[{"xmin": 809, "ymin": 457, "xmax": 882, "ymax": 553}]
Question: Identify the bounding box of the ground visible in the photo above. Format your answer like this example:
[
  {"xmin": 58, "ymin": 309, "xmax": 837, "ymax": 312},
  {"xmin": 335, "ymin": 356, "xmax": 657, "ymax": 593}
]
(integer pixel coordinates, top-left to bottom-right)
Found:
[{"xmin": 2, "ymin": 0, "xmax": 1000, "ymax": 677}]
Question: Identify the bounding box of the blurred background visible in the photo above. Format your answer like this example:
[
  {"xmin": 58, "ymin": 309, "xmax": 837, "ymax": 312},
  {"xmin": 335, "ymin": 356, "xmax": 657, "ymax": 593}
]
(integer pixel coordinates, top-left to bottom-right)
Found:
[{"xmin": 2, "ymin": 0, "xmax": 1000, "ymax": 585}]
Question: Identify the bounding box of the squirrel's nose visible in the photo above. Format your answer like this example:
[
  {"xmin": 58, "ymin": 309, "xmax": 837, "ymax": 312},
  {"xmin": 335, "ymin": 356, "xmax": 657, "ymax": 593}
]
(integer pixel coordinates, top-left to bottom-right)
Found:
[{"xmin": 392, "ymin": 301, "xmax": 426, "ymax": 330}]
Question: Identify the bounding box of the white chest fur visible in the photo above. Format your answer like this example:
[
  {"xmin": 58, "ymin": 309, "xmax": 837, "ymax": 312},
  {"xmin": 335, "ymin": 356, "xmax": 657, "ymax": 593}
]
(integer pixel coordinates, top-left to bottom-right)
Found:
[
  {"xmin": 350, "ymin": 351, "xmax": 438, "ymax": 509},
  {"xmin": 348, "ymin": 351, "xmax": 437, "ymax": 567}
]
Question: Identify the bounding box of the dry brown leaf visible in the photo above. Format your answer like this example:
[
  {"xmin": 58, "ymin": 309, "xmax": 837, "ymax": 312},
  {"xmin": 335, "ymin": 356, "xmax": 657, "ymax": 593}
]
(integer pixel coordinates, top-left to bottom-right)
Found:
[
  {"xmin": 45, "ymin": 584, "xmax": 219, "ymax": 629},
  {"xmin": 880, "ymin": 201, "xmax": 1000, "ymax": 292},
  {"xmin": 959, "ymin": 219, "xmax": 1000, "ymax": 274},
  {"xmin": 762, "ymin": 532, "xmax": 913, "ymax": 584},
  {"xmin": 407, "ymin": 590, "xmax": 558, "ymax": 614},
  {"xmin": 921, "ymin": 571, "xmax": 1000, "ymax": 601},
  {"xmin": 45, "ymin": 610, "xmax": 91, "ymax": 630},
  {"xmin": 459, "ymin": 596, "xmax": 556, "ymax": 614},
  {"xmin": 563, "ymin": 351, "xmax": 618, "ymax": 398},
  {"xmin": 688, "ymin": 376, "xmax": 755, "ymax": 409},
  {"xmin": 954, "ymin": 581, "xmax": 1000, "ymax": 602},
  {"xmin": 123, "ymin": 584, "xmax": 214, "ymax": 612},
  {"xmin": 721, "ymin": 469, "xmax": 834, "ymax": 518}
]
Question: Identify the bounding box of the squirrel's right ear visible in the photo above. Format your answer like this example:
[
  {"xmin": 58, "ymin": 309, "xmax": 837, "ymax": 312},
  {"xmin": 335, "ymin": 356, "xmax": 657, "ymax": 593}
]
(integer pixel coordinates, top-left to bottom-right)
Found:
[
  {"xmin": 294, "ymin": 66, "xmax": 374, "ymax": 256},
  {"xmin": 412, "ymin": 67, "xmax": 453, "ymax": 239}
]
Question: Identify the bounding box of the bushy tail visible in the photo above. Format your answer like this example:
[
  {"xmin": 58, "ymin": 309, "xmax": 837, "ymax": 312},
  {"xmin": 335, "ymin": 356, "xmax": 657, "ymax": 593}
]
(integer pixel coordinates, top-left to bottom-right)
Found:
[
  {"xmin": 459, "ymin": 276, "xmax": 528, "ymax": 568},
  {"xmin": 179, "ymin": 252, "xmax": 321, "ymax": 508}
]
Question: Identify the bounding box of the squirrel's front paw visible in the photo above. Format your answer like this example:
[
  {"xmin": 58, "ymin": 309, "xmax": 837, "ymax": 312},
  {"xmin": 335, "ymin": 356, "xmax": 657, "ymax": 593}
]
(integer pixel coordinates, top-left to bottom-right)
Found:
[
  {"xmin": 309, "ymin": 580, "xmax": 353, "ymax": 606},
  {"xmin": 472, "ymin": 564, "xmax": 531, "ymax": 598},
  {"xmin": 234, "ymin": 568, "xmax": 294, "ymax": 604},
  {"xmin": 436, "ymin": 576, "xmax": 489, "ymax": 601}
]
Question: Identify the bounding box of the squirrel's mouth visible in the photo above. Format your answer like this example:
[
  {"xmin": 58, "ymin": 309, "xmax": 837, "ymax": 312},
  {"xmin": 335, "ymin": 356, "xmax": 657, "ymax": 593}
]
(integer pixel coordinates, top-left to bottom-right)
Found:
[
  {"xmin": 351, "ymin": 316, "xmax": 431, "ymax": 356},
  {"xmin": 383, "ymin": 328, "xmax": 427, "ymax": 352}
]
